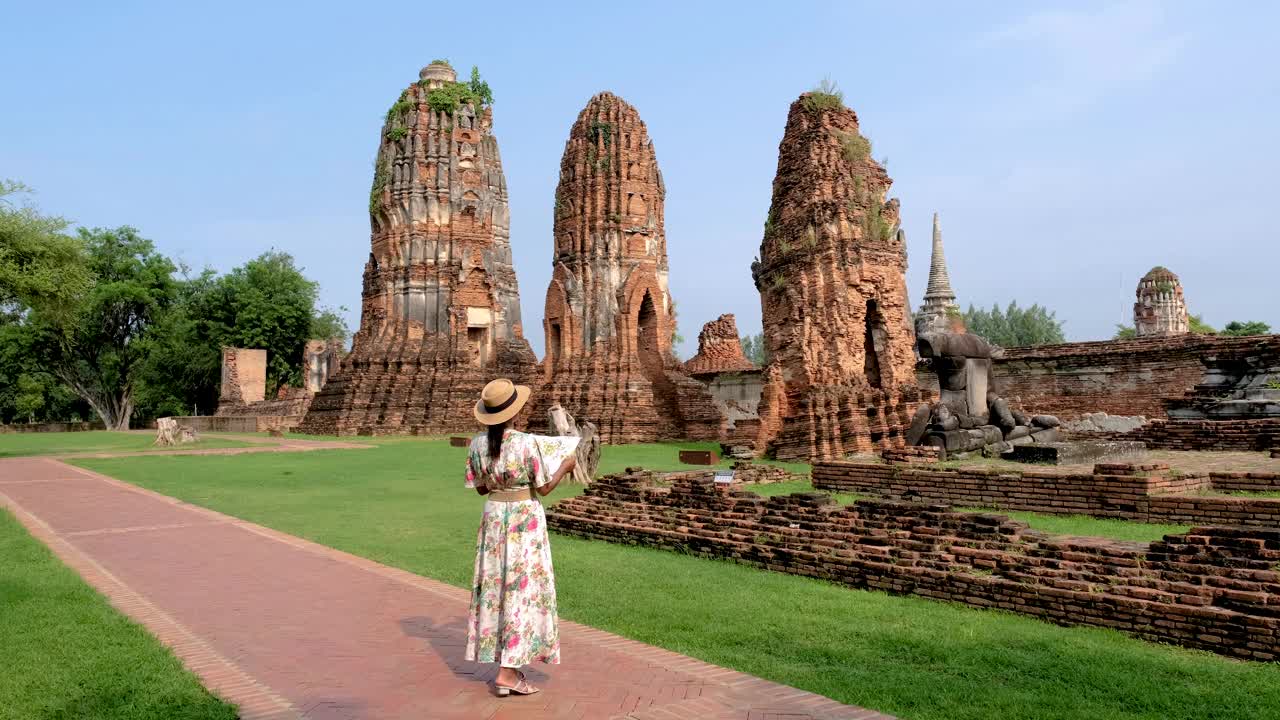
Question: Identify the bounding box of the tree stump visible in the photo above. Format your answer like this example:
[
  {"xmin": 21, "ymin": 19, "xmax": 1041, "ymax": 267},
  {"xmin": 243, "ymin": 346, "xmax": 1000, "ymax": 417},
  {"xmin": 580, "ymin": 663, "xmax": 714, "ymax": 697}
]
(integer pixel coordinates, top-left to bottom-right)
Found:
[
  {"xmin": 154, "ymin": 417, "xmax": 199, "ymax": 447},
  {"xmin": 547, "ymin": 403, "xmax": 600, "ymax": 485}
]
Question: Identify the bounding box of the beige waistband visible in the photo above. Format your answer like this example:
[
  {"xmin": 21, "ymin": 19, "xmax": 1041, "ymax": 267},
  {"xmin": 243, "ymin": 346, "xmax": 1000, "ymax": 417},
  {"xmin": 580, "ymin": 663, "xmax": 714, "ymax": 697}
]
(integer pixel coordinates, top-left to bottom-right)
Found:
[{"xmin": 487, "ymin": 487, "xmax": 537, "ymax": 502}]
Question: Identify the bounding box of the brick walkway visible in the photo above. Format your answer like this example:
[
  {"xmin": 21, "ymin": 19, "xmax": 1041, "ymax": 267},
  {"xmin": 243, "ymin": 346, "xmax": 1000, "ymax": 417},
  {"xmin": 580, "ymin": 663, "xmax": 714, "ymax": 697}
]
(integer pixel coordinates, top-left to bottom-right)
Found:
[{"xmin": 0, "ymin": 457, "xmax": 891, "ymax": 720}]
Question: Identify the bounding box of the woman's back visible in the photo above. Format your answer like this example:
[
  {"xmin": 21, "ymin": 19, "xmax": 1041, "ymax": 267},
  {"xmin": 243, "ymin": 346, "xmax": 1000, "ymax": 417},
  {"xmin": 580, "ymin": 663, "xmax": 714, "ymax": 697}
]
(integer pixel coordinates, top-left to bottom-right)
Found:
[{"xmin": 467, "ymin": 429, "xmax": 569, "ymax": 491}]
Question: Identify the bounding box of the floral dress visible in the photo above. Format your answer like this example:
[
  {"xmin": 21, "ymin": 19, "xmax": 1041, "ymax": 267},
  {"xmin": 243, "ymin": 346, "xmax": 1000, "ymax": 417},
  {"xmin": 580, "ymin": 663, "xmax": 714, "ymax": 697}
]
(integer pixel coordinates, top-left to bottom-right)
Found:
[{"xmin": 464, "ymin": 429, "xmax": 579, "ymax": 666}]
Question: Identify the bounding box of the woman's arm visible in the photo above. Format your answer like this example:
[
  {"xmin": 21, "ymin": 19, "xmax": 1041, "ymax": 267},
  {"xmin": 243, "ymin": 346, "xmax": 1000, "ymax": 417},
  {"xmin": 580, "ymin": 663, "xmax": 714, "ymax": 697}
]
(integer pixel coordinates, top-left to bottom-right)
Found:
[{"xmin": 536, "ymin": 455, "xmax": 576, "ymax": 497}]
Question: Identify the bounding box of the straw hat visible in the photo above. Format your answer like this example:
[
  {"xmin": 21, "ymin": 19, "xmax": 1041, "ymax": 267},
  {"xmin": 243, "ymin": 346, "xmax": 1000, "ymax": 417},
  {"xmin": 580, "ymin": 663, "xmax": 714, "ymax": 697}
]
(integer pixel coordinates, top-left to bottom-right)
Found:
[{"xmin": 474, "ymin": 378, "xmax": 531, "ymax": 426}]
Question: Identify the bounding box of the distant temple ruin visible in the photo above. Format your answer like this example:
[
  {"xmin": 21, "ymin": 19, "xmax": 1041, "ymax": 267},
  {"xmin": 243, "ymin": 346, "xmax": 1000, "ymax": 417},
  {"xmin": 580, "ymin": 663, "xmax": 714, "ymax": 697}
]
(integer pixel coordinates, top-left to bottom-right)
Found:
[
  {"xmin": 750, "ymin": 93, "xmax": 927, "ymax": 460},
  {"xmin": 1134, "ymin": 266, "xmax": 1189, "ymax": 337},
  {"xmin": 914, "ymin": 212, "xmax": 959, "ymax": 336},
  {"xmin": 684, "ymin": 314, "xmax": 762, "ymax": 455},
  {"xmin": 299, "ymin": 61, "xmax": 538, "ymax": 436},
  {"xmin": 529, "ymin": 92, "xmax": 719, "ymax": 443}
]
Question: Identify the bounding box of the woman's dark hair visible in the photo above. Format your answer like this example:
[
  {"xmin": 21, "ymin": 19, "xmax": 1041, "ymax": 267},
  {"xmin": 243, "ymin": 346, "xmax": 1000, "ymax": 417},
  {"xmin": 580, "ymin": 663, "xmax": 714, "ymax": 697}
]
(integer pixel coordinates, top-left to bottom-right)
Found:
[{"xmin": 487, "ymin": 421, "xmax": 508, "ymax": 460}]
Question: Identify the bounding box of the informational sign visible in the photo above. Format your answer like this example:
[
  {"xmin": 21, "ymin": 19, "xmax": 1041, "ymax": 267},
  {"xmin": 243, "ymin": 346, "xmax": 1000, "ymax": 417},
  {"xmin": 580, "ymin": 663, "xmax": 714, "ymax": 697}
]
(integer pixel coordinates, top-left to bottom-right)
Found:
[{"xmin": 713, "ymin": 470, "xmax": 735, "ymax": 484}]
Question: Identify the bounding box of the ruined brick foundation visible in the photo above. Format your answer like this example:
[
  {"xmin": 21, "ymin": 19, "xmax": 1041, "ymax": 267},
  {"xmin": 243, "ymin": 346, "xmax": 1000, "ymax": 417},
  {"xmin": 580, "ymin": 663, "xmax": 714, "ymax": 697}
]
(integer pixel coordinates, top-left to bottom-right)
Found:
[
  {"xmin": 812, "ymin": 460, "xmax": 1280, "ymax": 528},
  {"xmin": 549, "ymin": 470, "xmax": 1280, "ymax": 662}
]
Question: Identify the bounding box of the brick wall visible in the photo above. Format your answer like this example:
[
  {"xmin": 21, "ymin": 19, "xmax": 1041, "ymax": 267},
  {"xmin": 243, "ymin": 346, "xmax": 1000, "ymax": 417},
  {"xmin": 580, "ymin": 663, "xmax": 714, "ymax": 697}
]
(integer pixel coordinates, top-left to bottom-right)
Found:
[
  {"xmin": 548, "ymin": 470, "xmax": 1280, "ymax": 662},
  {"xmin": 1094, "ymin": 419, "xmax": 1280, "ymax": 451},
  {"xmin": 811, "ymin": 460, "xmax": 1280, "ymax": 528},
  {"xmin": 992, "ymin": 334, "xmax": 1280, "ymax": 420}
]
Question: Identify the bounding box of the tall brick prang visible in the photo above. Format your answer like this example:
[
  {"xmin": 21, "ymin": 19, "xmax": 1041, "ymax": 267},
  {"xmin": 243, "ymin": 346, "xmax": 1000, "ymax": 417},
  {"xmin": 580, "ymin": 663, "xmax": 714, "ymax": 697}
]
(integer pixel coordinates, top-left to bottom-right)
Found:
[
  {"xmin": 300, "ymin": 61, "xmax": 538, "ymax": 436},
  {"xmin": 751, "ymin": 92, "xmax": 926, "ymax": 460},
  {"xmin": 530, "ymin": 92, "xmax": 719, "ymax": 443}
]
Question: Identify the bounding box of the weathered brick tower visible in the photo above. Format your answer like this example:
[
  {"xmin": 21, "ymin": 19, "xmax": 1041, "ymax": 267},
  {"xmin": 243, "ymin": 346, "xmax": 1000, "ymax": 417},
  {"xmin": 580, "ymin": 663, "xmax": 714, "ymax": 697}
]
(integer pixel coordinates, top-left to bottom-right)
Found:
[
  {"xmin": 299, "ymin": 61, "xmax": 538, "ymax": 435},
  {"xmin": 751, "ymin": 92, "xmax": 927, "ymax": 460},
  {"xmin": 1134, "ymin": 266, "xmax": 1190, "ymax": 337},
  {"xmin": 529, "ymin": 92, "xmax": 719, "ymax": 443}
]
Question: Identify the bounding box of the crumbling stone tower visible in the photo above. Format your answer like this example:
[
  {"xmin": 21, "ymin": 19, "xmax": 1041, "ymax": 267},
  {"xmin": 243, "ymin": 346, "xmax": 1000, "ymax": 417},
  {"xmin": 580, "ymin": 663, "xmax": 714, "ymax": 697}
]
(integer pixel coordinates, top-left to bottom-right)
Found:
[
  {"xmin": 751, "ymin": 92, "xmax": 927, "ymax": 460},
  {"xmin": 530, "ymin": 92, "xmax": 719, "ymax": 443},
  {"xmin": 299, "ymin": 61, "xmax": 538, "ymax": 435},
  {"xmin": 1134, "ymin": 266, "xmax": 1190, "ymax": 337}
]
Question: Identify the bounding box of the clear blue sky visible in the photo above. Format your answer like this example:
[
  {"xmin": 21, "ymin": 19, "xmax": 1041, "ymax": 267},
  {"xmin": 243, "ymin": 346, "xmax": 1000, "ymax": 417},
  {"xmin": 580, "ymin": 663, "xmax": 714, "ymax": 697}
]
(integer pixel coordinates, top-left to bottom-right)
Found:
[{"xmin": 4, "ymin": 0, "xmax": 1276, "ymax": 357}]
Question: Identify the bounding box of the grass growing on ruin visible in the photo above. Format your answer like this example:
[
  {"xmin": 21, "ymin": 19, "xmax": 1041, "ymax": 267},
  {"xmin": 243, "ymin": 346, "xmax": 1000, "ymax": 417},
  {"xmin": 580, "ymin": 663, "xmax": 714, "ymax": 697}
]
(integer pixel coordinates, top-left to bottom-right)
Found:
[
  {"xmin": 955, "ymin": 508, "xmax": 1188, "ymax": 543},
  {"xmin": 0, "ymin": 431, "xmax": 251, "ymax": 458},
  {"xmin": 0, "ymin": 509, "xmax": 238, "ymax": 720},
  {"xmin": 73, "ymin": 437, "xmax": 1280, "ymax": 720}
]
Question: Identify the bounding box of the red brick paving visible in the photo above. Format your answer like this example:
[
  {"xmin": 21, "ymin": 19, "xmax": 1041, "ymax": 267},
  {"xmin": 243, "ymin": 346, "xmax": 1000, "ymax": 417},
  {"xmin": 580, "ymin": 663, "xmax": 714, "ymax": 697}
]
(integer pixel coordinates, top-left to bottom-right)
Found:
[{"xmin": 0, "ymin": 457, "xmax": 892, "ymax": 720}]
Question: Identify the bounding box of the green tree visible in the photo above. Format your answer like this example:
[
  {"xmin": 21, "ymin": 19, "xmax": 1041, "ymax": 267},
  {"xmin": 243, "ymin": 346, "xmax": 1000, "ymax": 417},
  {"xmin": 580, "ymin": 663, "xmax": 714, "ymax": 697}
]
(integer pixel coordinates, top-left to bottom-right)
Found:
[
  {"xmin": 962, "ymin": 301, "xmax": 1066, "ymax": 348},
  {"xmin": 0, "ymin": 180, "xmax": 92, "ymax": 324},
  {"xmin": 212, "ymin": 251, "xmax": 319, "ymax": 392},
  {"xmin": 27, "ymin": 227, "xmax": 178, "ymax": 430},
  {"xmin": 1113, "ymin": 325, "xmax": 1137, "ymax": 340},
  {"xmin": 1188, "ymin": 314, "xmax": 1216, "ymax": 334},
  {"xmin": 134, "ymin": 253, "xmax": 340, "ymax": 422},
  {"xmin": 739, "ymin": 333, "xmax": 769, "ymax": 366},
  {"xmin": 311, "ymin": 306, "xmax": 351, "ymax": 346},
  {"xmin": 1220, "ymin": 320, "xmax": 1270, "ymax": 337}
]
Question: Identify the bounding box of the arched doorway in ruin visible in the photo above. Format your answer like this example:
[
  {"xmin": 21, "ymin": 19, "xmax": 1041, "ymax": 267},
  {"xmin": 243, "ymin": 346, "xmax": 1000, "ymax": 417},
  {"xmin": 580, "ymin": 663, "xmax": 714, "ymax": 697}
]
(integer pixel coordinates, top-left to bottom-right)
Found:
[
  {"xmin": 637, "ymin": 290, "xmax": 660, "ymax": 362},
  {"xmin": 864, "ymin": 299, "xmax": 888, "ymax": 389}
]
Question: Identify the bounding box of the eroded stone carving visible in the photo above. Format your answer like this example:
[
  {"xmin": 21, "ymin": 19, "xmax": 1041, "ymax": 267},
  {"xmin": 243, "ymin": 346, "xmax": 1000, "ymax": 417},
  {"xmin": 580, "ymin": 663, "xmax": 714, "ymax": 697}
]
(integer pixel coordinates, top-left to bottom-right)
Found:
[{"xmin": 913, "ymin": 330, "xmax": 1059, "ymax": 458}]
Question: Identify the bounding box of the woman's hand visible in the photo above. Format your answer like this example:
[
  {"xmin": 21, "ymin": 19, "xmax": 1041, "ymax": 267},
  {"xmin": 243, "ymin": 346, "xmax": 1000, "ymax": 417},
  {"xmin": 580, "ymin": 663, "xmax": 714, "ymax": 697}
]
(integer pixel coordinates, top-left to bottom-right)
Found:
[{"xmin": 537, "ymin": 456, "xmax": 577, "ymax": 496}]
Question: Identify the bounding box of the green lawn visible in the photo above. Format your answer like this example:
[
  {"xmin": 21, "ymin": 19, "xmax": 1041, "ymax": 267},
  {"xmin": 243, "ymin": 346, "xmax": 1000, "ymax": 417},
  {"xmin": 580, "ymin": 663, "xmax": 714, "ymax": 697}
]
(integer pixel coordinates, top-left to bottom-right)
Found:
[
  {"xmin": 73, "ymin": 439, "xmax": 1280, "ymax": 720},
  {"xmin": 0, "ymin": 509, "xmax": 237, "ymax": 720},
  {"xmin": 0, "ymin": 431, "xmax": 251, "ymax": 458}
]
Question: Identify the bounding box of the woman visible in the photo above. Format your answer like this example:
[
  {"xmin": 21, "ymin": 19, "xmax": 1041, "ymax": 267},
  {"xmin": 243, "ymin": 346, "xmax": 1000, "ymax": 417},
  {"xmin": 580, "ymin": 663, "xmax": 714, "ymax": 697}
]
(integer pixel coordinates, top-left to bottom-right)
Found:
[{"xmin": 464, "ymin": 378, "xmax": 578, "ymax": 697}]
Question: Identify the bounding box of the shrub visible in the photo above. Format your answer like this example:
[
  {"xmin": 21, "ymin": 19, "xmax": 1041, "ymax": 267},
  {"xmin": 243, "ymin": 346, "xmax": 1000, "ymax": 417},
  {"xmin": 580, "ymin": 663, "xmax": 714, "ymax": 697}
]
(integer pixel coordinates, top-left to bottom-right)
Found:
[{"xmin": 801, "ymin": 77, "xmax": 844, "ymax": 113}]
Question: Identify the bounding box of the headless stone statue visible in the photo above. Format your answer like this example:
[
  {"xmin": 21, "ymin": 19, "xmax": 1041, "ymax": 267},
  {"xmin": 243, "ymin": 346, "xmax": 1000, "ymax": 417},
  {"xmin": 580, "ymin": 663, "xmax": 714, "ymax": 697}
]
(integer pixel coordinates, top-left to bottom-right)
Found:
[{"xmin": 911, "ymin": 331, "xmax": 1058, "ymax": 458}]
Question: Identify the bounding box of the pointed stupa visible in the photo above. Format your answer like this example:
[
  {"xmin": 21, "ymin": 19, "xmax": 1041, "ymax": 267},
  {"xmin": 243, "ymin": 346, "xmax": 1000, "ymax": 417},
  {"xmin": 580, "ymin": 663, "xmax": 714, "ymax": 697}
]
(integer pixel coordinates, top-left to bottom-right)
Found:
[{"xmin": 915, "ymin": 212, "xmax": 959, "ymax": 335}]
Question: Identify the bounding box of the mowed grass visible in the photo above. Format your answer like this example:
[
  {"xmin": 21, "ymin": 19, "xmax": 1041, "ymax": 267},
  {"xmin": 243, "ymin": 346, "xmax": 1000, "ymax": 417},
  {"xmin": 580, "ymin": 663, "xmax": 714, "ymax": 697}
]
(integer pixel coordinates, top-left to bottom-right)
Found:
[
  {"xmin": 0, "ymin": 510, "xmax": 237, "ymax": 720},
  {"xmin": 74, "ymin": 439, "xmax": 1280, "ymax": 720},
  {"xmin": 0, "ymin": 431, "xmax": 251, "ymax": 458}
]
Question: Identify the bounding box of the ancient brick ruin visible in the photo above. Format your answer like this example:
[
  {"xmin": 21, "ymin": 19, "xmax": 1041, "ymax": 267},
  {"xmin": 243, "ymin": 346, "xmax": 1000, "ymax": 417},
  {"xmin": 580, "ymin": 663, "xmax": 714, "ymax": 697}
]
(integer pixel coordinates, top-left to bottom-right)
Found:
[
  {"xmin": 300, "ymin": 62, "xmax": 538, "ymax": 436},
  {"xmin": 529, "ymin": 92, "xmax": 719, "ymax": 443},
  {"xmin": 813, "ymin": 459, "xmax": 1280, "ymax": 528},
  {"xmin": 549, "ymin": 469, "xmax": 1280, "ymax": 662},
  {"xmin": 684, "ymin": 314, "xmax": 763, "ymax": 453},
  {"xmin": 218, "ymin": 348, "xmax": 266, "ymax": 406},
  {"xmin": 992, "ymin": 334, "xmax": 1280, "ymax": 422},
  {"xmin": 684, "ymin": 314, "xmax": 756, "ymax": 375},
  {"xmin": 750, "ymin": 94, "xmax": 926, "ymax": 460},
  {"xmin": 1134, "ymin": 266, "xmax": 1189, "ymax": 337}
]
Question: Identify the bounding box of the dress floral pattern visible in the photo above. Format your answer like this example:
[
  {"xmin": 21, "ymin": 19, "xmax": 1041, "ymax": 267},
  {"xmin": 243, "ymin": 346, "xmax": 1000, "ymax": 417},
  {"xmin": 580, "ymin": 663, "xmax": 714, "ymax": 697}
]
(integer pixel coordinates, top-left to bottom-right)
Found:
[{"xmin": 464, "ymin": 429, "xmax": 578, "ymax": 666}]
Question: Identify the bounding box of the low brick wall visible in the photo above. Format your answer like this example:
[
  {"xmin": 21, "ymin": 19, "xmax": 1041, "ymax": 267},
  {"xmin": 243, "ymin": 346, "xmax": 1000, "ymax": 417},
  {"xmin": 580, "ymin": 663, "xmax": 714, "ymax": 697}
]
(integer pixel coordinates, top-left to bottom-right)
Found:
[
  {"xmin": 0, "ymin": 421, "xmax": 105, "ymax": 433},
  {"xmin": 1094, "ymin": 419, "xmax": 1280, "ymax": 452},
  {"xmin": 992, "ymin": 334, "xmax": 1280, "ymax": 421},
  {"xmin": 812, "ymin": 461, "xmax": 1280, "ymax": 528},
  {"xmin": 548, "ymin": 470, "xmax": 1280, "ymax": 662},
  {"xmin": 165, "ymin": 416, "xmax": 302, "ymax": 433}
]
